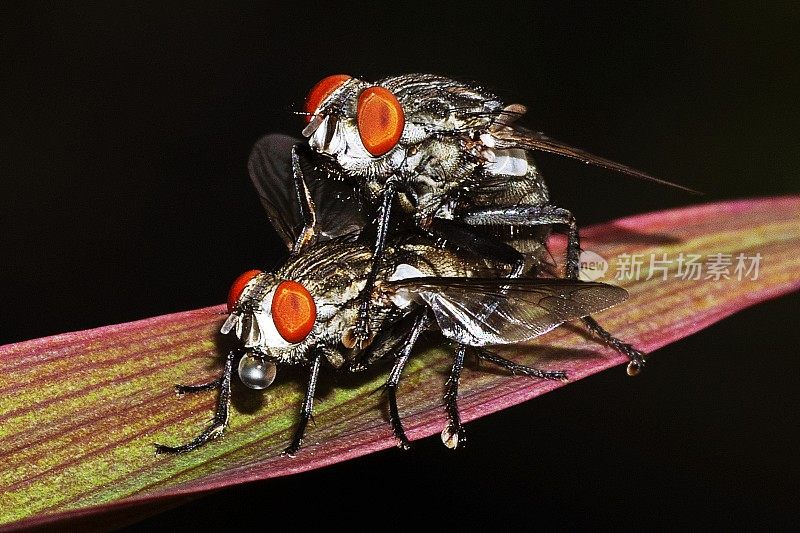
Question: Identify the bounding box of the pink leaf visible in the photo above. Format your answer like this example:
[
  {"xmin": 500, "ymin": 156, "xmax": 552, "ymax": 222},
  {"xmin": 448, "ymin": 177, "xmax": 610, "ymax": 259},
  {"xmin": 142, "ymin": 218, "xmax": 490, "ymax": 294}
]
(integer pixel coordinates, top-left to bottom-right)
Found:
[{"xmin": 1, "ymin": 197, "xmax": 798, "ymax": 530}]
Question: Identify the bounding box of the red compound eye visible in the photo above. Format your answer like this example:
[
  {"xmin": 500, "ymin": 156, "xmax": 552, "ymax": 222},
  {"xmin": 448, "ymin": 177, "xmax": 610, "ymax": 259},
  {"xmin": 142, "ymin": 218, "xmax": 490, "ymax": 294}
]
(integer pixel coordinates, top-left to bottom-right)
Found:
[
  {"xmin": 271, "ymin": 280, "xmax": 317, "ymax": 343},
  {"xmin": 356, "ymin": 86, "xmax": 404, "ymax": 156},
  {"xmin": 227, "ymin": 270, "xmax": 263, "ymax": 312},
  {"xmin": 304, "ymin": 74, "xmax": 351, "ymax": 123}
]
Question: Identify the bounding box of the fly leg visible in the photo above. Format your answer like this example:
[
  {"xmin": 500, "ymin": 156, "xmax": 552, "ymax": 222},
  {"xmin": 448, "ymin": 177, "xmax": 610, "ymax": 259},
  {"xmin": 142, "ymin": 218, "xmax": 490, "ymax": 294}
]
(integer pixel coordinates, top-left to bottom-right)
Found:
[
  {"xmin": 461, "ymin": 205, "xmax": 646, "ymax": 374},
  {"xmin": 353, "ymin": 179, "xmax": 399, "ymax": 345},
  {"xmin": 461, "ymin": 205, "xmax": 580, "ymax": 277},
  {"xmin": 426, "ymin": 218, "xmax": 527, "ymax": 277},
  {"xmin": 385, "ymin": 312, "xmax": 430, "ymax": 450},
  {"xmin": 581, "ymin": 315, "xmax": 645, "ymax": 376},
  {"xmin": 474, "ymin": 347, "xmax": 568, "ymax": 381},
  {"xmin": 289, "ymin": 145, "xmax": 318, "ymax": 256},
  {"xmin": 441, "ymin": 344, "xmax": 467, "ymax": 449},
  {"xmin": 154, "ymin": 348, "xmax": 240, "ymax": 454},
  {"xmin": 173, "ymin": 378, "xmax": 222, "ymax": 394},
  {"xmin": 283, "ymin": 350, "xmax": 323, "ymax": 457},
  {"xmin": 425, "ymin": 219, "xmax": 527, "ymax": 326}
]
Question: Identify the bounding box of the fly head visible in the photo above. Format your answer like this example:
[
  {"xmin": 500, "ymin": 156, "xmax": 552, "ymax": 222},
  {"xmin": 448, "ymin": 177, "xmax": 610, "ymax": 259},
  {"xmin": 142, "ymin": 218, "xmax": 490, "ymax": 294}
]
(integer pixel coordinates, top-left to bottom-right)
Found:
[{"xmin": 221, "ymin": 241, "xmax": 395, "ymax": 374}]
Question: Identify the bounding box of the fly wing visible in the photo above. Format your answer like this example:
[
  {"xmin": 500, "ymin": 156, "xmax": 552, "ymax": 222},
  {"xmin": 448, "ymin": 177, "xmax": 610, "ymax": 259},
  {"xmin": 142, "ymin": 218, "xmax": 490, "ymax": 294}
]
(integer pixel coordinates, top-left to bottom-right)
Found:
[
  {"xmin": 491, "ymin": 126, "xmax": 700, "ymax": 194},
  {"xmin": 387, "ymin": 277, "xmax": 627, "ymax": 346},
  {"xmin": 248, "ymin": 133, "xmax": 368, "ymax": 250}
]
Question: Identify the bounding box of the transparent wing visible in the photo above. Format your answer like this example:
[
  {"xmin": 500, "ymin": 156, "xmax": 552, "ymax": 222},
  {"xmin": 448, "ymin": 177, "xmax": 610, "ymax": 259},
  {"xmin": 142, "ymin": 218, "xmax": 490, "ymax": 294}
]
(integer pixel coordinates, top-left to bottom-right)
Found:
[
  {"xmin": 492, "ymin": 126, "xmax": 700, "ymax": 194},
  {"xmin": 248, "ymin": 134, "xmax": 368, "ymax": 250},
  {"xmin": 387, "ymin": 277, "xmax": 628, "ymax": 346}
]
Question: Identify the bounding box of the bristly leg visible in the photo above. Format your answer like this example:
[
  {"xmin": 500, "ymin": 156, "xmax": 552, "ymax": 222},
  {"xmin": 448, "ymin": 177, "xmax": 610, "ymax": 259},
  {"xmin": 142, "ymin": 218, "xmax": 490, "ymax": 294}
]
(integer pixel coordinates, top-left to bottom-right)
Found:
[
  {"xmin": 426, "ymin": 217, "xmax": 527, "ymax": 277},
  {"xmin": 154, "ymin": 348, "xmax": 241, "ymax": 454},
  {"xmin": 385, "ymin": 312, "xmax": 430, "ymax": 450},
  {"xmin": 461, "ymin": 204, "xmax": 646, "ymax": 372},
  {"xmin": 441, "ymin": 344, "xmax": 467, "ymax": 449},
  {"xmin": 474, "ymin": 347, "xmax": 568, "ymax": 381},
  {"xmin": 353, "ymin": 178, "xmax": 399, "ymax": 345},
  {"xmin": 174, "ymin": 378, "xmax": 222, "ymax": 394},
  {"xmin": 581, "ymin": 315, "xmax": 646, "ymax": 375},
  {"xmin": 386, "ymin": 355, "xmax": 411, "ymax": 450},
  {"xmin": 283, "ymin": 351, "xmax": 323, "ymax": 457},
  {"xmin": 461, "ymin": 205, "xmax": 580, "ymax": 277},
  {"xmin": 289, "ymin": 145, "xmax": 318, "ymax": 256}
]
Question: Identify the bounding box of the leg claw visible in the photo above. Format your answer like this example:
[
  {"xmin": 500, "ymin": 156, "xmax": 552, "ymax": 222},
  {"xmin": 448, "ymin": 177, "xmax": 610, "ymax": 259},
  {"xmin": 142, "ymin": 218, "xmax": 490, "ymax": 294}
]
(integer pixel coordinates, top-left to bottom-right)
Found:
[{"xmin": 282, "ymin": 445, "xmax": 300, "ymax": 458}]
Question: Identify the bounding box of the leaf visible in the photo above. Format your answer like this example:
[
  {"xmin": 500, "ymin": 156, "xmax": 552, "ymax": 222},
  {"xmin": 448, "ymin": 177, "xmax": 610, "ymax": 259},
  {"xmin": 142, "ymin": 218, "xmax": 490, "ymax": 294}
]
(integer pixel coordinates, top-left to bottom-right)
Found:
[{"xmin": 1, "ymin": 197, "xmax": 798, "ymax": 529}]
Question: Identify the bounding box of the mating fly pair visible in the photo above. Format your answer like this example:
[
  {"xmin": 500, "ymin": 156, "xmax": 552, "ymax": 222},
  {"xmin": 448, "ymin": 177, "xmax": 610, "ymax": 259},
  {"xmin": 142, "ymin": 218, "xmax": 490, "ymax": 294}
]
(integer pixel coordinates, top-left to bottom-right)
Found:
[
  {"xmin": 299, "ymin": 74, "xmax": 694, "ymax": 371},
  {"xmin": 156, "ymin": 74, "xmax": 688, "ymax": 455}
]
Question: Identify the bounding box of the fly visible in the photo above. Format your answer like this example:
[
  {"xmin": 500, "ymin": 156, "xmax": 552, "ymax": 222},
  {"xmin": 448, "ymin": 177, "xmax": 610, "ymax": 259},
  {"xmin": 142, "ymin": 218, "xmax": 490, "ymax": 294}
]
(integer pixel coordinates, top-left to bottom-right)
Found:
[
  {"xmin": 299, "ymin": 73, "xmax": 697, "ymax": 371},
  {"xmin": 154, "ymin": 136, "xmax": 631, "ymax": 455}
]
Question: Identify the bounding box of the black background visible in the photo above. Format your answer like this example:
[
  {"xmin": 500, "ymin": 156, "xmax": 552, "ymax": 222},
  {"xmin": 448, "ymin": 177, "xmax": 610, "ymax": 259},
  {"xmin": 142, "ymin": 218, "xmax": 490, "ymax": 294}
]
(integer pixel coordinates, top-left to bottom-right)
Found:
[{"xmin": 4, "ymin": 3, "xmax": 799, "ymax": 530}]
